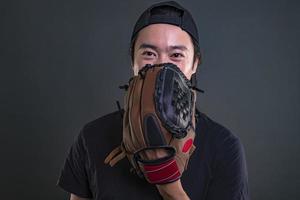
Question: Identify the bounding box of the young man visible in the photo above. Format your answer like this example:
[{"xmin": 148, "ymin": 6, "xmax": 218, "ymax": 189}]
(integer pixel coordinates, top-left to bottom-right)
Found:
[{"xmin": 57, "ymin": 1, "xmax": 249, "ymax": 200}]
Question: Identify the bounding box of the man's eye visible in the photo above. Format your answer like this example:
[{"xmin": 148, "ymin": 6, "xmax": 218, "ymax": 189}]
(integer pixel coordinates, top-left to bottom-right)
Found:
[
  {"xmin": 171, "ymin": 53, "xmax": 184, "ymax": 58},
  {"xmin": 142, "ymin": 51, "xmax": 156, "ymax": 57}
]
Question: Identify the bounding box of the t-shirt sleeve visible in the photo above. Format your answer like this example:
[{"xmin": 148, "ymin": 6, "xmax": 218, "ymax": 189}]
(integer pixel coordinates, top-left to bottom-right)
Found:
[
  {"xmin": 56, "ymin": 126, "xmax": 93, "ymax": 198},
  {"xmin": 206, "ymin": 128, "xmax": 250, "ymax": 200}
]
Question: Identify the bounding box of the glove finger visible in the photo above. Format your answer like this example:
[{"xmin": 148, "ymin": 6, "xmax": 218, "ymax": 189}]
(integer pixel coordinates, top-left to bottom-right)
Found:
[
  {"xmin": 109, "ymin": 151, "xmax": 126, "ymax": 167},
  {"xmin": 104, "ymin": 146, "xmax": 122, "ymax": 164}
]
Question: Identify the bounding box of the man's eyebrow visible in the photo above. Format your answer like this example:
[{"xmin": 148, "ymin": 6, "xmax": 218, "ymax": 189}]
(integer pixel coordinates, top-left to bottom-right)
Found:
[
  {"xmin": 138, "ymin": 44, "xmax": 188, "ymax": 51},
  {"xmin": 138, "ymin": 43, "xmax": 158, "ymax": 51},
  {"xmin": 168, "ymin": 45, "xmax": 188, "ymax": 51}
]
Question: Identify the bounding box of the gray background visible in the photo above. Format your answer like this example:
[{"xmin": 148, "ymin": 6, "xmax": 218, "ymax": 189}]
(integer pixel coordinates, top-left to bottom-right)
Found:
[{"xmin": 1, "ymin": 0, "xmax": 299, "ymax": 199}]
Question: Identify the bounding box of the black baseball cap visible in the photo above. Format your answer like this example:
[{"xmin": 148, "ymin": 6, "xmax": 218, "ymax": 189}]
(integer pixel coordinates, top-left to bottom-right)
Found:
[{"xmin": 131, "ymin": 1, "xmax": 200, "ymax": 50}]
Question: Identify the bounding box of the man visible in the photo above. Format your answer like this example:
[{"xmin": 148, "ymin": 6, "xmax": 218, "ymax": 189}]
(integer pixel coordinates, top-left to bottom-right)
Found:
[{"xmin": 57, "ymin": 1, "xmax": 249, "ymax": 200}]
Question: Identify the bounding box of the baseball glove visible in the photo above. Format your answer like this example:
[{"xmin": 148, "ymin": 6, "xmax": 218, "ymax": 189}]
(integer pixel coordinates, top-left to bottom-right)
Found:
[{"xmin": 104, "ymin": 63, "xmax": 197, "ymax": 184}]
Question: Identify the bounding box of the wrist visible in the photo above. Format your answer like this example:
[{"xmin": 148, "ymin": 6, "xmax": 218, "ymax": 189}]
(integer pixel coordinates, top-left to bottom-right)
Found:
[{"xmin": 156, "ymin": 180, "xmax": 190, "ymax": 200}]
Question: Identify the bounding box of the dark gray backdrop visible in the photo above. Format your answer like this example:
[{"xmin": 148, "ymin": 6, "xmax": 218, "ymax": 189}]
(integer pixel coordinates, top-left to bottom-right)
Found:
[{"xmin": 1, "ymin": 0, "xmax": 299, "ymax": 199}]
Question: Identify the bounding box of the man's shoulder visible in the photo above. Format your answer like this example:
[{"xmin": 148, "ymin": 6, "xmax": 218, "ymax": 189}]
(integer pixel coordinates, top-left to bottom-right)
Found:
[
  {"xmin": 85, "ymin": 110, "xmax": 123, "ymax": 128},
  {"xmin": 79, "ymin": 109, "xmax": 123, "ymax": 139}
]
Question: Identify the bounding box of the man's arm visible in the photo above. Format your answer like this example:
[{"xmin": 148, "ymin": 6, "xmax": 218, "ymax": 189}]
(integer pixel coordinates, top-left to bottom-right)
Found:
[{"xmin": 70, "ymin": 193, "xmax": 90, "ymax": 200}]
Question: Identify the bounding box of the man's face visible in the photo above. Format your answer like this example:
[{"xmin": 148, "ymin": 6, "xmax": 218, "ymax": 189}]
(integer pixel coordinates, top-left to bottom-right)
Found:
[{"xmin": 132, "ymin": 24, "xmax": 199, "ymax": 80}]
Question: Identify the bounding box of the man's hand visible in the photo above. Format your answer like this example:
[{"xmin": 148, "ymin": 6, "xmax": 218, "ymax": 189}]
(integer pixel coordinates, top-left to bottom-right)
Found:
[
  {"xmin": 156, "ymin": 180, "xmax": 190, "ymax": 200},
  {"xmin": 142, "ymin": 150, "xmax": 190, "ymax": 199}
]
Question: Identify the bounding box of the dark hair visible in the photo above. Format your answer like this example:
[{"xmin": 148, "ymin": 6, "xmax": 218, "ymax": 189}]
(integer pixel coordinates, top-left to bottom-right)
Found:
[{"xmin": 129, "ymin": 5, "xmax": 202, "ymax": 65}]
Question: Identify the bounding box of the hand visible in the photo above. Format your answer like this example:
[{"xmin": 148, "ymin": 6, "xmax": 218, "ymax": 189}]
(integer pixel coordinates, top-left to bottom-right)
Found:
[
  {"xmin": 143, "ymin": 149, "xmax": 190, "ymax": 199},
  {"xmin": 156, "ymin": 179, "xmax": 190, "ymax": 200}
]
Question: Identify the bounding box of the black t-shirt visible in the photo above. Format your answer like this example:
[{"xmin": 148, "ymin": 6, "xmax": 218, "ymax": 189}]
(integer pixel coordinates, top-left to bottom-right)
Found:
[{"xmin": 57, "ymin": 109, "xmax": 250, "ymax": 200}]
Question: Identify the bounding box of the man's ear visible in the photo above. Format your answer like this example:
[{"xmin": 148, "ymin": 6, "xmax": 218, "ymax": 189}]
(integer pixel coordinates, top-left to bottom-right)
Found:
[
  {"xmin": 130, "ymin": 58, "xmax": 136, "ymax": 74},
  {"xmin": 191, "ymin": 56, "xmax": 200, "ymax": 74},
  {"xmin": 132, "ymin": 63, "xmax": 139, "ymax": 76}
]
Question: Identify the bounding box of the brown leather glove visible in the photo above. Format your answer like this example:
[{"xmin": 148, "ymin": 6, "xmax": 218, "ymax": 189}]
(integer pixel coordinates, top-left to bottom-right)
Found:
[{"xmin": 105, "ymin": 63, "xmax": 197, "ymax": 184}]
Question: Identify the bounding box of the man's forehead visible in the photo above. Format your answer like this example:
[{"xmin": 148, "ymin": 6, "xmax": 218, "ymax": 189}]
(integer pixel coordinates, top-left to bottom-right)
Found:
[{"xmin": 135, "ymin": 24, "xmax": 193, "ymax": 45}]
